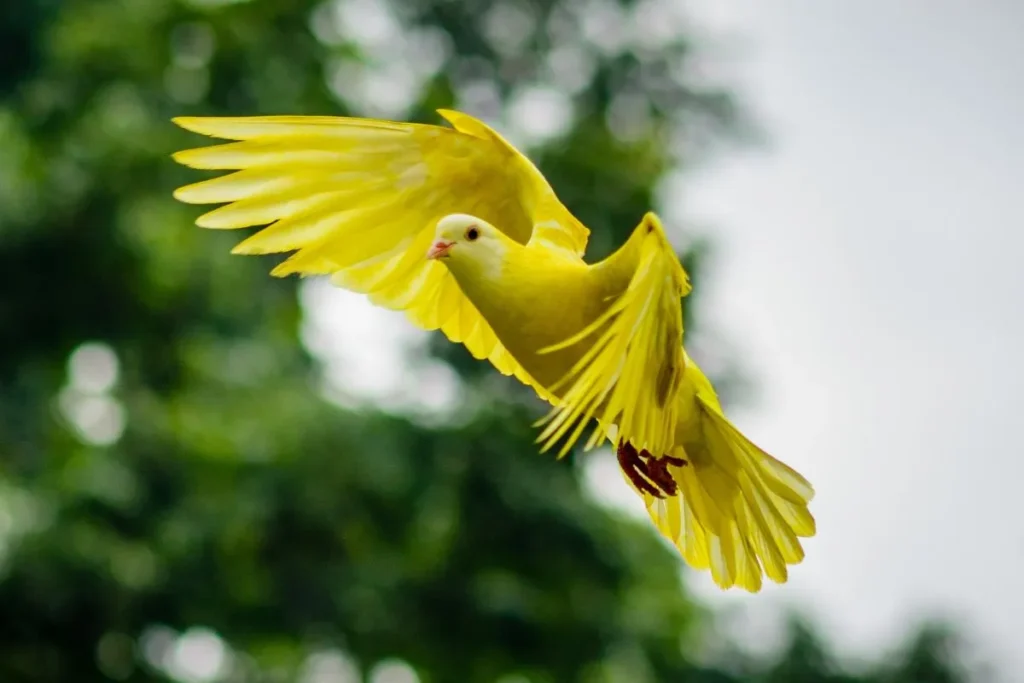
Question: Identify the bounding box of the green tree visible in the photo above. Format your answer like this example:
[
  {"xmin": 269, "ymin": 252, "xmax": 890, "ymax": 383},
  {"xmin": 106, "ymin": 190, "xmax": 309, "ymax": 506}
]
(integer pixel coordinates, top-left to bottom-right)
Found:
[{"xmin": 0, "ymin": 0, "xmax": 975, "ymax": 681}]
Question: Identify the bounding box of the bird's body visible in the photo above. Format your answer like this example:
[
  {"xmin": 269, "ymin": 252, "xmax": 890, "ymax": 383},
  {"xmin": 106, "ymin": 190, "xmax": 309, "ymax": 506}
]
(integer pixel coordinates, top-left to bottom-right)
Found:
[
  {"xmin": 171, "ymin": 109, "xmax": 816, "ymax": 592},
  {"xmin": 440, "ymin": 218, "xmax": 702, "ymax": 441},
  {"xmin": 445, "ymin": 236, "xmax": 621, "ymax": 389}
]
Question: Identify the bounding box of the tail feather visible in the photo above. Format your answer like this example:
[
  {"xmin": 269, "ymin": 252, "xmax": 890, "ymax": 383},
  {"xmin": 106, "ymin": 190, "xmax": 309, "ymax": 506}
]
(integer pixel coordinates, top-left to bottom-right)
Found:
[{"xmin": 629, "ymin": 400, "xmax": 815, "ymax": 592}]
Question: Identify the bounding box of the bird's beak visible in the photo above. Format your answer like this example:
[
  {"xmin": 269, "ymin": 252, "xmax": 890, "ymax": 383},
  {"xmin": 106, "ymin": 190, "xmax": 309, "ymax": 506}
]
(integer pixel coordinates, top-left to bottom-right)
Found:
[{"xmin": 426, "ymin": 239, "xmax": 454, "ymax": 260}]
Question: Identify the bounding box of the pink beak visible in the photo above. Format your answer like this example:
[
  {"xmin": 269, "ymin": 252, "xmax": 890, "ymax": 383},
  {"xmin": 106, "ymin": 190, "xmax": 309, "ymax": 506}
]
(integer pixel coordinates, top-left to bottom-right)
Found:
[{"xmin": 426, "ymin": 239, "xmax": 454, "ymax": 260}]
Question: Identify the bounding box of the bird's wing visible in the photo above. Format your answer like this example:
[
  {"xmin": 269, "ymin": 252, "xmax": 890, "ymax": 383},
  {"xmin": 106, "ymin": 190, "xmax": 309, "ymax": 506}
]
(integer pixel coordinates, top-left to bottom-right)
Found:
[
  {"xmin": 535, "ymin": 212, "xmax": 691, "ymax": 457},
  {"xmin": 171, "ymin": 109, "xmax": 588, "ymax": 391}
]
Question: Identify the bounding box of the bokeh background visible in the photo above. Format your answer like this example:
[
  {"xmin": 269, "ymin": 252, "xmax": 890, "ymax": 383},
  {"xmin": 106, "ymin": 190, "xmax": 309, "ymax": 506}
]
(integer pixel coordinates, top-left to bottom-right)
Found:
[{"xmin": 1, "ymin": 0, "xmax": 1019, "ymax": 681}]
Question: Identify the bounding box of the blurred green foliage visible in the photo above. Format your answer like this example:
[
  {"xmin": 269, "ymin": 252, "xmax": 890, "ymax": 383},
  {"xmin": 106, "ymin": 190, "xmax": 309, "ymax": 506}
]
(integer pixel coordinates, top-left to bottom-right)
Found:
[{"xmin": 0, "ymin": 0, "xmax": 974, "ymax": 681}]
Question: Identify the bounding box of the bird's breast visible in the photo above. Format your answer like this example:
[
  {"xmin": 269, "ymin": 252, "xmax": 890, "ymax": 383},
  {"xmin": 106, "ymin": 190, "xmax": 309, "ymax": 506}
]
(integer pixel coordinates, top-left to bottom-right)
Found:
[{"xmin": 453, "ymin": 263, "xmax": 610, "ymax": 392}]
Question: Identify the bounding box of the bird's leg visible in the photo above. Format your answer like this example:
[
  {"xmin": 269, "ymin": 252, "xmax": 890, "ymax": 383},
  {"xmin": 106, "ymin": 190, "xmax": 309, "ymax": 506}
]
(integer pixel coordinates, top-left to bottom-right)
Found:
[
  {"xmin": 616, "ymin": 441, "xmax": 688, "ymax": 499},
  {"xmin": 616, "ymin": 441, "xmax": 663, "ymax": 498},
  {"xmin": 643, "ymin": 453, "xmax": 688, "ymax": 497}
]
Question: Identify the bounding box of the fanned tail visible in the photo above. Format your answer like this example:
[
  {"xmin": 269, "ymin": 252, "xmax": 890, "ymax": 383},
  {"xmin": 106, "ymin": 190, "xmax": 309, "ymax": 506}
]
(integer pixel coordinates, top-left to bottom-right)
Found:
[{"xmin": 627, "ymin": 397, "xmax": 816, "ymax": 592}]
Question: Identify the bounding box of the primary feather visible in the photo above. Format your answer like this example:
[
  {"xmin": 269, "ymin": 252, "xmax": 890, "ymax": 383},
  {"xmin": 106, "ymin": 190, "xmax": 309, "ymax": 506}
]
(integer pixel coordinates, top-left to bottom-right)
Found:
[{"xmin": 171, "ymin": 109, "xmax": 816, "ymax": 592}]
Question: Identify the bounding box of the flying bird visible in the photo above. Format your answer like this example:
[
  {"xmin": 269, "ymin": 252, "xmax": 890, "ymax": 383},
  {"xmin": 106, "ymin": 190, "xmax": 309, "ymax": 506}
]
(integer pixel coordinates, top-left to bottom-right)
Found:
[{"xmin": 171, "ymin": 109, "xmax": 815, "ymax": 592}]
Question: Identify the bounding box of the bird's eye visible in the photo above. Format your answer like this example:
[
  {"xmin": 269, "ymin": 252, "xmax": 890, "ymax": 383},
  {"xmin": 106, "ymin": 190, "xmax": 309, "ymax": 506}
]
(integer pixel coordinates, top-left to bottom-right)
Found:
[{"xmin": 465, "ymin": 226, "xmax": 480, "ymax": 241}]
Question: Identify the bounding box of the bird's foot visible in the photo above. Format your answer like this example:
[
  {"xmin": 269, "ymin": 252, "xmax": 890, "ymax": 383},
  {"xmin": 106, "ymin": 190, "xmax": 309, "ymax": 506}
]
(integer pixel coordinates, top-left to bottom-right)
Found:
[{"xmin": 616, "ymin": 441, "xmax": 687, "ymax": 499}]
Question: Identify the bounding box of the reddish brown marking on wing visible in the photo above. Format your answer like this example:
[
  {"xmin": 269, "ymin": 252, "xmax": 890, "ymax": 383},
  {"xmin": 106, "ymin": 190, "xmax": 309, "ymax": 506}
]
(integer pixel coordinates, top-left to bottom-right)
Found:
[{"xmin": 616, "ymin": 441, "xmax": 688, "ymax": 499}]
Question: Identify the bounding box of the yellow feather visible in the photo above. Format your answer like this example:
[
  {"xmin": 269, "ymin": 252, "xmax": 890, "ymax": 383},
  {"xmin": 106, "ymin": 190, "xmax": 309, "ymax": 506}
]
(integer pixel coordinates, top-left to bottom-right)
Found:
[
  {"xmin": 172, "ymin": 114, "xmax": 411, "ymax": 140},
  {"xmin": 173, "ymin": 168, "xmax": 301, "ymax": 205},
  {"xmin": 534, "ymin": 213, "xmax": 688, "ymax": 458}
]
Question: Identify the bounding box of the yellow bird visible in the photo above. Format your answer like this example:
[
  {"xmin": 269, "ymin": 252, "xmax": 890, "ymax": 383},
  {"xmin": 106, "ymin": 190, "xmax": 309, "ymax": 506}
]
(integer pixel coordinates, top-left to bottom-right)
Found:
[{"xmin": 171, "ymin": 109, "xmax": 816, "ymax": 592}]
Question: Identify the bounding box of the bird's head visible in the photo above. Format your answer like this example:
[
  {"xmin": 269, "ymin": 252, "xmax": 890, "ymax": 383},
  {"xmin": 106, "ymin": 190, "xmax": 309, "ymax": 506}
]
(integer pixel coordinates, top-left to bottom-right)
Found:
[{"xmin": 427, "ymin": 213, "xmax": 510, "ymax": 278}]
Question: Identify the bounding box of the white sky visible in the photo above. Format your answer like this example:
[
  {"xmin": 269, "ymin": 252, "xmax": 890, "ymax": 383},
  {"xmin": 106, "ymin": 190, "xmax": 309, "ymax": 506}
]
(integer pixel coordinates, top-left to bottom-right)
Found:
[
  {"xmin": 301, "ymin": 0, "xmax": 1024, "ymax": 678},
  {"xmin": 674, "ymin": 0, "xmax": 1024, "ymax": 676}
]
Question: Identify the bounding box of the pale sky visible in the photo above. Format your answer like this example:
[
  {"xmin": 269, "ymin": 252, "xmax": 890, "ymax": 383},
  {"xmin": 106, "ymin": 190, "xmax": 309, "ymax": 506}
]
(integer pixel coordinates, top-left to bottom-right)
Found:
[
  {"xmin": 301, "ymin": 0, "xmax": 1024, "ymax": 678},
  {"xmin": 675, "ymin": 0, "xmax": 1024, "ymax": 676}
]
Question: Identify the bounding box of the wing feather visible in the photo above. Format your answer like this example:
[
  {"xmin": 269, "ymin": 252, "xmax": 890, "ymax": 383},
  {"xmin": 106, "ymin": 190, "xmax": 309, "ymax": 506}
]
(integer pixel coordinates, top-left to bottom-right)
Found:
[
  {"xmin": 171, "ymin": 110, "xmax": 589, "ymax": 391},
  {"xmin": 534, "ymin": 212, "xmax": 691, "ymax": 457}
]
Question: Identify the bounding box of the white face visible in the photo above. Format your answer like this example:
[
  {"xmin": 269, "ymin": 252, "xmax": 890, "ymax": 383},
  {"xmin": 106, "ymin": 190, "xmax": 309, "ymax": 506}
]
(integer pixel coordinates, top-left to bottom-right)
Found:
[{"xmin": 426, "ymin": 213, "xmax": 505, "ymax": 270}]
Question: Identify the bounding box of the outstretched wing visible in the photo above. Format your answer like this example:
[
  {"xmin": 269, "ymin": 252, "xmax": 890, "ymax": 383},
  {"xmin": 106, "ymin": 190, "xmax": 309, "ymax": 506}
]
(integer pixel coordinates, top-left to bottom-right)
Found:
[
  {"xmin": 171, "ymin": 109, "xmax": 589, "ymax": 390},
  {"xmin": 534, "ymin": 212, "xmax": 690, "ymax": 457}
]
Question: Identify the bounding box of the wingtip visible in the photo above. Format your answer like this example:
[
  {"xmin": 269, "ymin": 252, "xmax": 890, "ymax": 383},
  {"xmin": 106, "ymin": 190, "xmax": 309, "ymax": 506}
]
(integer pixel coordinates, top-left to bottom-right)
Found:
[
  {"xmin": 170, "ymin": 179, "xmax": 217, "ymax": 205},
  {"xmin": 172, "ymin": 116, "xmax": 207, "ymax": 134},
  {"xmin": 172, "ymin": 116, "xmax": 244, "ymax": 140},
  {"xmin": 170, "ymin": 185, "xmax": 191, "ymax": 203},
  {"xmin": 169, "ymin": 149, "xmax": 191, "ymax": 165},
  {"xmin": 640, "ymin": 211, "xmax": 667, "ymax": 238},
  {"xmin": 435, "ymin": 108, "xmax": 460, "ymax": 128},
  {"xmin": 194, "ymin": 210, "xmax": 227, "ymax": 229}
]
